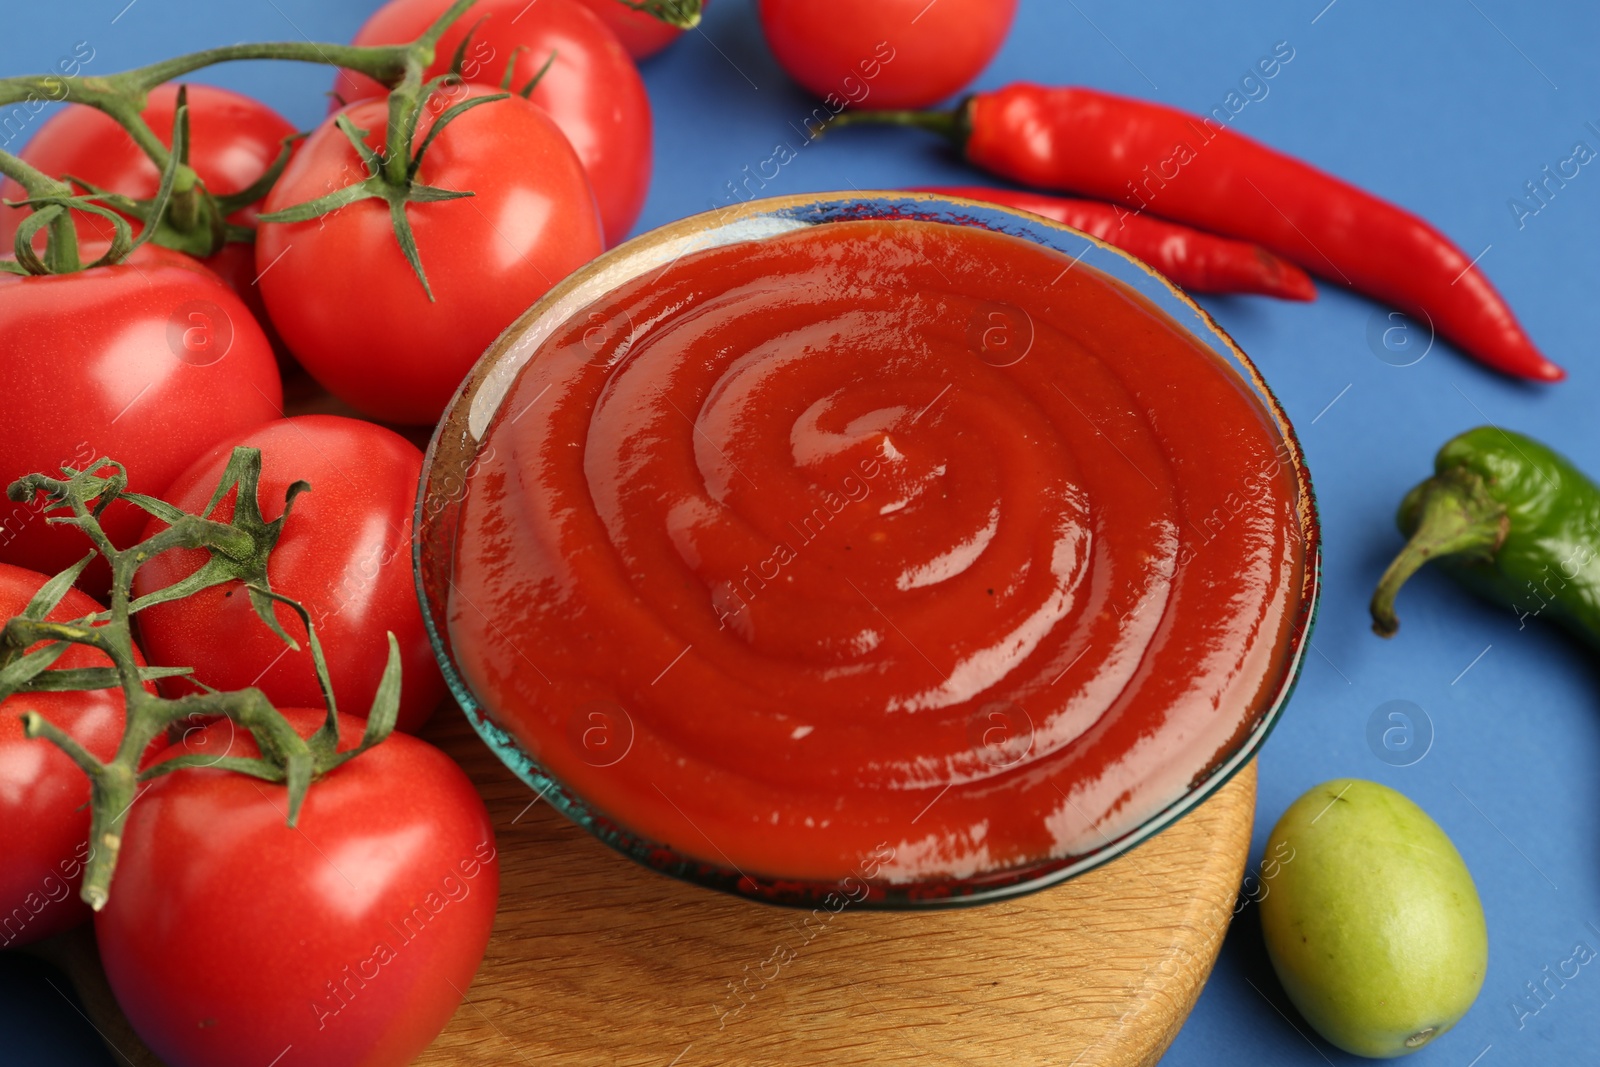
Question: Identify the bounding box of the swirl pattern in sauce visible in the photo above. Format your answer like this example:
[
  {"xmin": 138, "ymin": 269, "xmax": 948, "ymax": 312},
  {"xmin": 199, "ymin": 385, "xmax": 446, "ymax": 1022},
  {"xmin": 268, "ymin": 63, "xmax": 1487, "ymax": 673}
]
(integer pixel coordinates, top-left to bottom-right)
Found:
[{"xmin": 447, "ymin": 219, "xmax": 1311, "ymax": 885}]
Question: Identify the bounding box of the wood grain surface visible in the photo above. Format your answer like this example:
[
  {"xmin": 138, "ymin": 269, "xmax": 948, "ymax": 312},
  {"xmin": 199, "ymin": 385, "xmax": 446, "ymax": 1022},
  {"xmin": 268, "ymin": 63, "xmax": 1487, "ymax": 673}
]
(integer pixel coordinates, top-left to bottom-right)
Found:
[
  {"xmin": 40, "ymin": 710, "xmax": 1256, "ymax": 1067},
  {"xmin": 414, "ymin": 712, "xmax": 1258, "ymax": 1067}
]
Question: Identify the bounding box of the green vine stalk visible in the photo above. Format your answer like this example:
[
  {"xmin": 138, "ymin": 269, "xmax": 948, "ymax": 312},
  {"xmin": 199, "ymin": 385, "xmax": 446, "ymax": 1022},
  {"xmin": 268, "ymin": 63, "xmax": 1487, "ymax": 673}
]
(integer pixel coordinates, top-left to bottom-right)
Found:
[
  {"xmin": 0, "ymin": 0, "xmax": 478, "ymax": 276},
  {"xmin": 2, "ymin": 450, "xmax": 402, "ymax": 909}
]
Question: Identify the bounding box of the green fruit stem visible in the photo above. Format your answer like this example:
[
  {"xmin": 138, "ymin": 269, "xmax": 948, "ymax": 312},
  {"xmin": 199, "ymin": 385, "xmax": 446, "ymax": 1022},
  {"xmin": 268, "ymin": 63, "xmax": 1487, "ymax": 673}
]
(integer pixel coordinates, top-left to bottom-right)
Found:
[
  {"xmin": 824, "ymin": 99, "xmax": 976, "ymax": 152},
  {"xmin": 0, "ymin": 0, "xmax": 479, "ymax": 271},
  {"xmin": 2, "ymin": 452, "xmax": 403, "ymax": 910},
  {"xmin": 1370, "ymin": 466, "xmax": 1509, "ymax": 637},
  {"xmin": 0, "ymin": 151, "xmax": 79, "ymax": 272},
  {"xmin": 617, "ymin": 0, "xmax": 703, "ymax": 29}
]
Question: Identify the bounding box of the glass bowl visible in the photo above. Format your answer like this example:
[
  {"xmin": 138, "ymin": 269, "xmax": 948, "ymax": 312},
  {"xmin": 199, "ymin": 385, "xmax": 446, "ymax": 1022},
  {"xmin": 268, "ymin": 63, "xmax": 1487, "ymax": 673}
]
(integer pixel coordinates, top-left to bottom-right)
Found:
[{"xmin": 415, "ymin": 192, "xmax": 1322, "ymax": 910}]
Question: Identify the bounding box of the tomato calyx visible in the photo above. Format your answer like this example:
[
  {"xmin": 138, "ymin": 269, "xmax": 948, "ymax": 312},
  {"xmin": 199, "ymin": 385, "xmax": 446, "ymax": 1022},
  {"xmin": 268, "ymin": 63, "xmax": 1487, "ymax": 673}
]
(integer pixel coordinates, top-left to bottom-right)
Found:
[
  {"xmin": 0, "ymin": 0, "xmax": 484, "ymax": 276},
  {"xmin": 0, "ymin": 190, "xmax": 129, "ymax": 275},
  {"xmin": 615, "ymin": 0, "xmax": 703, "ymax": 29},
  {"xmin": 64, "ymin": 89, "xmax": 305, "ymax": 260},
  {"xmin": 0, "ymin": 449, "xmax": 404, "ymax": 911},
  {"xmin": 0, "ymin": 158, "xmax": 99, "ymax": 275},
  {"xmin": 497, "ymin": 46, "xmax": 559, "ymax": 99},
  {"xmin": 258, "ymin": 14, "xmax": 536, "ymax": 302},
  {"xmin": 257, "ymin": 77, "xmax": 504, "ymax": 300},
  {"xmin": 2, "ymin": 95, "xmax": 190, "ymax": 275}
]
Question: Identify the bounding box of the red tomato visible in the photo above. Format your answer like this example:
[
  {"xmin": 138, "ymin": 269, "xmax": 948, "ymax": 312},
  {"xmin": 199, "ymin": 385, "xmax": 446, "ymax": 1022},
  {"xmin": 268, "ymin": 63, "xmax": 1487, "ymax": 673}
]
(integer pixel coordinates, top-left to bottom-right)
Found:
[
  {"xmin": 335, "ymin": 0, "xmax": 650, "ymax": 245},
  {"xmin": 0, "ymin": 564, "xmax": 136, "ymax": 948},
  {"xmin": 757, "ymin": 0, "xmax": 1017, "ymax": 109},
  {"xmin": 256, "ymin": 87, "xmax": 601, "ymax": 425},
  {"xmin": 574, "ymin": 0, "xmax": 703, "ymax": 59},
  {"xmin": 0, "ymin": 83, "xmax": 297, "ymax": 332},
  {"xmin": 0, "ymin": 256, "xmax": 283, "ymax": 581},
  {"xmin": 132, "ymin": 416, "xmax": 445, "ymax": 733},
  {"xmin": 98, "ymin": 708, "xmax": 498, "ymax": 1067},
  {"xmin": 198, "ymin": 242, "xmax": 289, "ymax": 360}
]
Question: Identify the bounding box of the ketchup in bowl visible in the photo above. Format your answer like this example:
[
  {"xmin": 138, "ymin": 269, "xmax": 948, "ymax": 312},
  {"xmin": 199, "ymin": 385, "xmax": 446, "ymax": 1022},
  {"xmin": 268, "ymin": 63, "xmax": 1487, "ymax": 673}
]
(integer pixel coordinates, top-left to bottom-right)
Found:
[{"xmin": 419, "ymin": 195, "xmax": 1319, "ymax": 907}]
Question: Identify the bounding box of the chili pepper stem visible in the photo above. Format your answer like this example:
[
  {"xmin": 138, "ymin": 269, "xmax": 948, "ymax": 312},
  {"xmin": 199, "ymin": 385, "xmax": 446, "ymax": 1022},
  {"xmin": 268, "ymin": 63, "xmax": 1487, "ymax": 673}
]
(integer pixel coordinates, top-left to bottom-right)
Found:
[
  {"xmin": 1370, "ymin": 468, "xmax": 1510, "ymax": 637},
  {"xmin": 825, "ymin": 103, "xmax": 971, "ymax": 147}
]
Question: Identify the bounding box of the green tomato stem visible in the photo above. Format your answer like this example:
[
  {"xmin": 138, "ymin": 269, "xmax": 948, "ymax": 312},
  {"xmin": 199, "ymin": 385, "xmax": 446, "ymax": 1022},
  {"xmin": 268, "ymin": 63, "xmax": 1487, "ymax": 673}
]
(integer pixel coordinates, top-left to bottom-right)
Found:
[
  {"xmin": 615, "ymin": 0, "xmax": 703, "ymax": 29},
  {"xmin": 0, "ymin": 42, "xmax": 415, "ymax": 115},
  {"xmin": 2, "ymin": 451, "xmax": 405, "ymax": 909},
  {"xmin": 0, "ymin": 0, "xmax": 481, "ymax": 273},
  {"xmin": 0, "ymin": 145, "xmax": 74, "ymax": 199},
  {"xmin": 0, "ymin": 150, "xmax": 81, "ymax": 271}
]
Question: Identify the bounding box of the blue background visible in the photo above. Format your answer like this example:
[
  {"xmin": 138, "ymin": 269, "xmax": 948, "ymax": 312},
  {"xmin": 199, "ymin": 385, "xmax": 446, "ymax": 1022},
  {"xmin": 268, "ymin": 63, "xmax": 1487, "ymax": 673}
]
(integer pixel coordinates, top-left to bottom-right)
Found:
[{"xmin": 4, "ymin": 1, "xmax": 1599, "ymax": 1064}]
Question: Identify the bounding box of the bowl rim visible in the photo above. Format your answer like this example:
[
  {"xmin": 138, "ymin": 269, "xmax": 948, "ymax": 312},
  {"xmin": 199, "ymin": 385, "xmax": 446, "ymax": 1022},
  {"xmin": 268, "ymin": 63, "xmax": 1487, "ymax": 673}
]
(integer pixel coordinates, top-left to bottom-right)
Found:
[{"xmin": 415, "ymin": 190, "xmax": 1323, "ymax": 911}]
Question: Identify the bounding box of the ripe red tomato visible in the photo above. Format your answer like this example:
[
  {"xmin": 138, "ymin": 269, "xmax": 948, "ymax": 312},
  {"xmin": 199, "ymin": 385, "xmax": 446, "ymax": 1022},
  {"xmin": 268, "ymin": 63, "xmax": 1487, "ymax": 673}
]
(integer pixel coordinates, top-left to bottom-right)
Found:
[
  {"xmin": 335, "ymin": 0, "xmax": 651, "ymax": 245},
  {"xmin": 0, "ymin": 256, "xmax": 283, "ymax": 581},
  {"xmin": 0, "ymin": 83, "xmax": 297, "ymax": 331},
  {"xmin": 98, "ymin": 708, "xmax": 498, "ymax": 1067},
  {"xmin": 0, "ymin": 564, "xmax": 136, "ymax": 949},
  {"xmin": 256, "ymin": 86, "xmax": 601, "ymax": 425},
  {"xmin": 132, "ymin": 416, "xmax": 445, "ymax": 733},
  {"xmin": 757, "ymin": 0, "xmax": 1017, "ymax": 109},
  {"xmin": 574, "ymin": 0, "xmax": 703, "ymax": 59}
]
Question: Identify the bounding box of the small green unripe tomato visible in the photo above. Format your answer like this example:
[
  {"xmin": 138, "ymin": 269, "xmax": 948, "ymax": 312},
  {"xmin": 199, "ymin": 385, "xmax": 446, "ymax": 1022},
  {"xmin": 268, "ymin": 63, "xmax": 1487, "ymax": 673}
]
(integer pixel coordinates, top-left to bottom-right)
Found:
[{"xmin": 1259, "ymin": 778, "xmax": 1488, "ymax": 1058}]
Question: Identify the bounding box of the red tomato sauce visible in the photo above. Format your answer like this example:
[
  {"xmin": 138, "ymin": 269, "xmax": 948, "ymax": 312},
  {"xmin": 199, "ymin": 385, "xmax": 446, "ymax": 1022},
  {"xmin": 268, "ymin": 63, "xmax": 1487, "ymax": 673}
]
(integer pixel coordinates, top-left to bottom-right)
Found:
[{"xmin": 446, "ymin": 219, "xmax": 1311, "ymax": 885}]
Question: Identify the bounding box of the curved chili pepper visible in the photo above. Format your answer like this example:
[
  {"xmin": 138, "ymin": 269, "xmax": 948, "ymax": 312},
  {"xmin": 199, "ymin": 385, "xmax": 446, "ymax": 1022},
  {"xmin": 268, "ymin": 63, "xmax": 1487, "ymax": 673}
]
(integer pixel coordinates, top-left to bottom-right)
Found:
[
  {"xmin": 1371, "ymin": 426, "xmax": 1600, "ymax": 640},
  {"xmin": 839, "ymin": 84, "xmax": 1562, "ymax": 382},
  {"xmin": 915, "ymin": 185, "xmax": 1315, "ymax": 300}
]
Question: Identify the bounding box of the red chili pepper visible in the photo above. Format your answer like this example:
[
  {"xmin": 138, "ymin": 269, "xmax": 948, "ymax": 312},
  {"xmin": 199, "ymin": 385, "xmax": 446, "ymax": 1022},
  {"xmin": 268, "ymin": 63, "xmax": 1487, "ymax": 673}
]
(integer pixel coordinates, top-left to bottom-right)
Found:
[
  {"xmin": 840, "ymin": 84, "xmax": 1563, "ymax": 382},
  {"xmin": 915, "ymin": 185, "xmax": 1316, "ymax": 301}
]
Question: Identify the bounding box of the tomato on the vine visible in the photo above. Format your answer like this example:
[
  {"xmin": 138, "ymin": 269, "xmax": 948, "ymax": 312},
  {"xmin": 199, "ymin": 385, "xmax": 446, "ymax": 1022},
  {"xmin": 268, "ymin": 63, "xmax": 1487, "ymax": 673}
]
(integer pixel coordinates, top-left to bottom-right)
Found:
[
  {"xmin": 575, "ymin": 0, "xmax": 702, "ymax": 60},
  {"xmin": 0, "ymin": 83, "xmax": 297, "ymax": 330},
  {"xmin": 757, "ymin": 0, "xmax": 1017, "ymax": 110},
  {"xmin": 0, "ymin": 564, "xmax": 139, "ymax": 949},
  {"xmin": 335, "ymin": 0, "xmax": 651, "ymax": 245},
  {"xmin": 0, "ymin": 254, "xmax": 283, "ymax": 581},
  {"xmin": 133, "ymin": 416, "xmax": 446, "ymax": 733},
  {"xmin": 255, "ymin": 86, "xmax": 602, "ymax": 425},
  {"xmin": 98, "ymin": 708, "xmax": 498, "ymax": 1067}
]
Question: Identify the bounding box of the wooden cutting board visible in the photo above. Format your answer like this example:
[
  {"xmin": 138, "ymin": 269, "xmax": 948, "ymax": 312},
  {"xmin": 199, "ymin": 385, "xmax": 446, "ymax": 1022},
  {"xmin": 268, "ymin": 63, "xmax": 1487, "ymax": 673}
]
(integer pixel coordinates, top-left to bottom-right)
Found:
[
  {"xmin": 45, "ymin": 710, "xmax": 1256, "ymax": 1067},
  {"xmin": 414, "ymin": 713, "xmax": 1256, "ymax": 1067}
]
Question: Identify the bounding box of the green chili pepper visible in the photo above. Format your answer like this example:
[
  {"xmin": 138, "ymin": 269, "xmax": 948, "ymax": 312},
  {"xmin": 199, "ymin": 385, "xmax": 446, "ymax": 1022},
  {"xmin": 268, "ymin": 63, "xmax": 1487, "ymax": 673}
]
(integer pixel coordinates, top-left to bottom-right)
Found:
[{"xmin": 1371, "ymin": 426, "xmax": 1600, "ymax": 641}]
